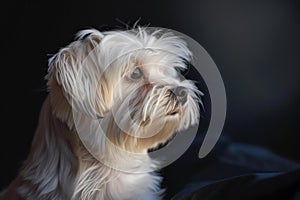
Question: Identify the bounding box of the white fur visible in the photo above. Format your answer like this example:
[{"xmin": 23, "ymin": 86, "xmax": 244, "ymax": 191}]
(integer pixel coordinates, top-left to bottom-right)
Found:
[{"xmin": 1, "ymin": 27, "xmax": 201, "ymax": 200}]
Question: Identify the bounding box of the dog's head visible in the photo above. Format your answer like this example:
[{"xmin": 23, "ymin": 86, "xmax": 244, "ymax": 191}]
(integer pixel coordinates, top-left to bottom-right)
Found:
[{"xmin": 47, "ymin": 28, "xmax": 201, "ymax": 153}]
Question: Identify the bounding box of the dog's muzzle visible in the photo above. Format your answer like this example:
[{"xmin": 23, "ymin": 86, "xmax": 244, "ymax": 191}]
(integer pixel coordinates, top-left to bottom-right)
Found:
[
  {"xmin": 165, "ymin": 86, "xmax": 188, "ymax": 116},
  {"xmin": 170, "ymin": 86, "xmax": 188, "ymax": 105}
]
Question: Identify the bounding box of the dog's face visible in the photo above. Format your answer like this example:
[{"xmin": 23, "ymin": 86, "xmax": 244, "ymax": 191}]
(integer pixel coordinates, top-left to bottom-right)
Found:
[{"xmin": 47, "ymin": 28, "xmax": 201, "ymax": 153}]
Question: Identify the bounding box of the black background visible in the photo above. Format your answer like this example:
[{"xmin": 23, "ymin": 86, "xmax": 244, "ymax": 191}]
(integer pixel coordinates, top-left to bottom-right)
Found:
[{"xmin": 1, "ymin": 0, "xmax": 299, "ymax": 197}]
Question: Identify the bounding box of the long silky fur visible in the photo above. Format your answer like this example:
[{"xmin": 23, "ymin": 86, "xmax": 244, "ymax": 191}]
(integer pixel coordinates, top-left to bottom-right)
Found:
[{"xmin": 0, "ymin": 27, "xmax": 201, "ymax": 200}]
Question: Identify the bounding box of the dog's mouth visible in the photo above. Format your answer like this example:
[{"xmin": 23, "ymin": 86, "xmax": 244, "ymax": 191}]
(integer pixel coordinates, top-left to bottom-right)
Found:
[
  {"xmin": 167, "ymin": 109, "xmax": 179, "ymax": 116},
  {"xmin": 166, "ymin": 97, "xmax": 181, "ymax": 116},
  {"xmin": 147, "ymin": 131, "xmax": 178, "ymax": 152}
]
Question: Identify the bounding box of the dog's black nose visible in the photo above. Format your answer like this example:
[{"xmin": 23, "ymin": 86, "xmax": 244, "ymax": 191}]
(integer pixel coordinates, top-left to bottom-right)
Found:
[{"xmin": 173, "ymin": 86, "xmax": 188, "ymax": 104}]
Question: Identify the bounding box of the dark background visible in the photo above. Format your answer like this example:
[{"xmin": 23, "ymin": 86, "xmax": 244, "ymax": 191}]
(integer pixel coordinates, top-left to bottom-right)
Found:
[{"xmin": 1, "ymin": 0, "xmax": 299, "ymax": 198}]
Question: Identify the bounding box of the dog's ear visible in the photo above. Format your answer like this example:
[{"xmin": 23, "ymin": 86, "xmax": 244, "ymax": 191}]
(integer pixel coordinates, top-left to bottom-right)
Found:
[{"xmin": 46, "ymin": 29, "xmax": 111, "ymax": 122}]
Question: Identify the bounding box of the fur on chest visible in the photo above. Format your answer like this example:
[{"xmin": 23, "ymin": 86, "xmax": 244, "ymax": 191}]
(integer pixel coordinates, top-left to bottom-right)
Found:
[{"xmin": 73, "ymin": 162, "xmax": 163, "ymax": 200}]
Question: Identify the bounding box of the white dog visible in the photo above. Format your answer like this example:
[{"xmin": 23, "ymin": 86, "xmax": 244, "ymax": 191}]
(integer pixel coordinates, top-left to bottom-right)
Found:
[{"xmin": 1, "ymin": 27, "xmax": 201, "ymax": 200}]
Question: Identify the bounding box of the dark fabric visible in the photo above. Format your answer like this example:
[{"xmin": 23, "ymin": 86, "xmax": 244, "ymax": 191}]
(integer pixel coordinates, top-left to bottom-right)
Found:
[
  {"xmin": 172, "ymin": 170, "xmax": 300, "ymax": 200},
  {"xmin": 162, "ymin": 136, "xmax": 300, "ymax": 200}
]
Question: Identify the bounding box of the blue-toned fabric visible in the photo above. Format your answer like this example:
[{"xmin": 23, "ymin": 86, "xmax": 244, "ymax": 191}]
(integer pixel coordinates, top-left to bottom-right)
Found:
[{"xmin": 162, "ymin": 136, "xmax": 300, "ymax": 200}]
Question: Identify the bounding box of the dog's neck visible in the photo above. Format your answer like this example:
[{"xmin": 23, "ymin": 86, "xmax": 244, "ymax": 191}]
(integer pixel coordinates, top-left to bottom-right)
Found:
[{"xmin": 9, "ymin": 95, "xmax": 162, "ymax": 200}]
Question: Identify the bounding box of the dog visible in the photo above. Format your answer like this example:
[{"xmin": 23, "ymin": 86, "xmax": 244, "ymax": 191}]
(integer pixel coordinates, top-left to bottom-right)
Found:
[{"xmin": 1, "ymin": 27, "xmax": 201, "ymax": 200}]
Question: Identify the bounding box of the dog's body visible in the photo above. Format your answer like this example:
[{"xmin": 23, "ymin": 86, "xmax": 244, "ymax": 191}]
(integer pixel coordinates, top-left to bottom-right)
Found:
[{"xmin": 1, "ymin": 28, "xmax": 200, "ymax": 200}]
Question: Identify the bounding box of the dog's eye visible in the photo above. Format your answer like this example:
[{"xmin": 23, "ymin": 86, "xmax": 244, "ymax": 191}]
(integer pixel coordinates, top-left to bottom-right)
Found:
[{"xmin": 130, "ymin": 67, "xmax": 143, "ymax": 80}]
